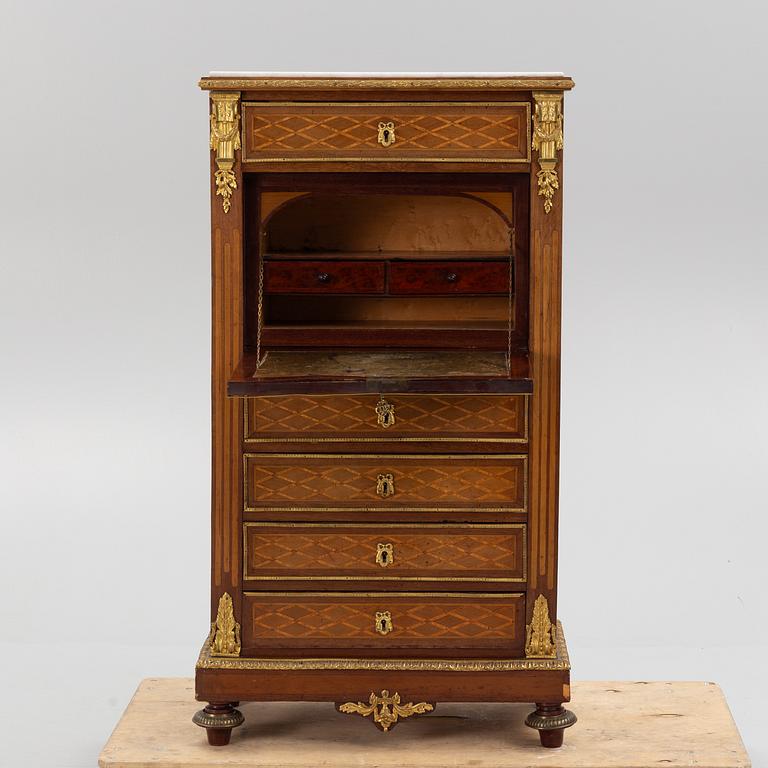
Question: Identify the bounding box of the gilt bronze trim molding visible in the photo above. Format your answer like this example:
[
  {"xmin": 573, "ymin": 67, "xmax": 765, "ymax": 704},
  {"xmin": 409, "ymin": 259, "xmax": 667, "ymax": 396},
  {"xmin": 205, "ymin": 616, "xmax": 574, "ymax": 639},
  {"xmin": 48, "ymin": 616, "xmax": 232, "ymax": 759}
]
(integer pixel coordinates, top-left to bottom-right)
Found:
[
  {"xmin": 339, "ymin": 690, "xmax": 434, "ymax": 731},
  {"xmin": 209, "ymin": 592, "xmax": 241, "ymax": 657},
  {"xmin": 525, "ymin": 594, "xmax": 557, "ymax": 658},
  {"xmin": 209, "ymin": 92, "xmax": 241, "ymax": 212},
  {"xmin": 532, "ymin": 91, "xmax": 564, "ymax": 213},
  {"xmin": 196, "ymin": 621, "xmax": 570, "ymax": 672}
]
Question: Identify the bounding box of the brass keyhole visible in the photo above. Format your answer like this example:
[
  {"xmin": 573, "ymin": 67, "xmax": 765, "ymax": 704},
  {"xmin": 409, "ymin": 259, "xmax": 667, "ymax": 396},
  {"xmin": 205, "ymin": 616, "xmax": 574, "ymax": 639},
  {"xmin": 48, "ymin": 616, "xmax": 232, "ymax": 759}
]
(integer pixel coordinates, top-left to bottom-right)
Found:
[
  {"xmin": 375, "ymin": 610, "xmax": 393, "ymax": 635},
  {"xmin": 375, "ymin": 399, "xmax": 396, "ymax": 429},
  {"xmin": 377, "ymin": 121, "xmax": 396, "ymax": 148},
  {"xmin": 376, "ymin": 542, "xmax": 394, "ymax": 568},
  {"xmin": 376, "ymin": 473, "xmax": 395, "ymax": 498}
]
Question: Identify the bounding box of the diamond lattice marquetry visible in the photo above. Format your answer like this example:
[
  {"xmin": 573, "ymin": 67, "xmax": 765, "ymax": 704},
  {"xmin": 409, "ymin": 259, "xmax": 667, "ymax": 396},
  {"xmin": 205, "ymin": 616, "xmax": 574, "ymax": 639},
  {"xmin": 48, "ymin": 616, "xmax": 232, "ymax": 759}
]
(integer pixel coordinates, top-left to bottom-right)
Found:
[
  {"xmin": 247, "ymin": 599, "xmax": 520, "ymax": 640},
  {"xmin": 248, "ymin": 113, "xmax": 522, "ymax": 151},
  {"xmin": 246, "ymin": 531, "xmax": 521, "ymax": 574},
  {"xmin": 247, "ymin": 395, "xmax": 525, "ymax": 437},
  {"xmin": 243, "ymin": 104, "xmax": 529, "ymax": 160},
  {"xmin": 246, "ymin": 457, "xmax": 524, "ymax": 505}
]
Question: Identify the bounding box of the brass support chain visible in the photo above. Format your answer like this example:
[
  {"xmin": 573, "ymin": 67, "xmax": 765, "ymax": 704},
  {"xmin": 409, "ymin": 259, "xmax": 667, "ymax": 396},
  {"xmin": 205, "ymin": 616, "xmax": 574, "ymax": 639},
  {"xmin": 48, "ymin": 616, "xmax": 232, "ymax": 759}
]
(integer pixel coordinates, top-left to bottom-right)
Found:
[
  {"xmin": 507, "ymin": 227, "xmax": 516, "ymax": 372},
  {"xmin": 256, "ymin": 230, "xmax": 267, "ymax": 369}
]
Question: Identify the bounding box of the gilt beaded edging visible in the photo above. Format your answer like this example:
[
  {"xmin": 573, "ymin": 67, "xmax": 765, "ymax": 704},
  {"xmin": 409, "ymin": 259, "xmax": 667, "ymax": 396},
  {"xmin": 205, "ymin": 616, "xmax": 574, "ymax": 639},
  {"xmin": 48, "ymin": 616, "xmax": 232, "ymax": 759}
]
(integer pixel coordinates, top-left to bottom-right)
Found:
[{"xmin": 196, "ymin": 621, "xmax": 570, "ymax": 672}]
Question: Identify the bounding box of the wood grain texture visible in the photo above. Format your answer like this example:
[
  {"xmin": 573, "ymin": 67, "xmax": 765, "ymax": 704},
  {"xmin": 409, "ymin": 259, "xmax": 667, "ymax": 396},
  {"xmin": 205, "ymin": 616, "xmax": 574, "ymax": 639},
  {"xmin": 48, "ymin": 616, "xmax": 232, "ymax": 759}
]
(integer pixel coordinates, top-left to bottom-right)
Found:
[
  {"xmin": 244, "ymin": 394, "xmax": 527, "ymax": 440},
  {"xmin": 242, "ymin": 103, "xmax": 529, "ymax": 162},
  {"xmin": 243, "ymin": 454, "xmax": 526, "ymax": 510},
  {"xmin": 242, "ymin": 523, "xmax": 526, "ymax": 582},
  {"xmin": 264, "ymin": 260, "xmax": 386, "ymax": 294},
  {"xmin": 209, "ymin": 101, "xmax": 243, "ymax": 617},
  {"xmin": 101, "ymin": 679, "xmax": 749, "ymax": 767},
  {"xmin": 241, "ymin": 592, "xmax": 525, "ymax": 652},
  {"xmin": 199, "ymin": 81, "xmax": 574, "ymax": 733},
  {"xmin": 388, "ymin": 260, "xmax": 509, "ymax": 294},
  {"xmin": 527, "ymin": 113, "xmax": 563, "ymax": 621},
  {"xmin": 229, "ymin": 351, "xmax": 532, "ymax": 397}
]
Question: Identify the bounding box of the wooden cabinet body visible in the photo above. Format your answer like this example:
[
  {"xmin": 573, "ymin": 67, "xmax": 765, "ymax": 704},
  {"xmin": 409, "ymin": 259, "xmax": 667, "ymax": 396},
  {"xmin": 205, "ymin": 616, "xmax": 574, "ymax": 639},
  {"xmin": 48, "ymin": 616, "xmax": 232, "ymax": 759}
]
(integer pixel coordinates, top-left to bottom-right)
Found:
[{"xmin": 195, "ymin": 72, "xmax": 575, "ymax": 746}]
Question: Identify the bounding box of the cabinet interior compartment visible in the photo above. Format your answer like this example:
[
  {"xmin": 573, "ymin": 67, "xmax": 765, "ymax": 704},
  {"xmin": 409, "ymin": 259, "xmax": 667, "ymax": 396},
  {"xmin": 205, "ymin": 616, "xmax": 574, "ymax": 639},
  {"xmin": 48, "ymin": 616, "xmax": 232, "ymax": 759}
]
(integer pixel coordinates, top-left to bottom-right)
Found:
[{"xmin": 243, "ymin": 174, "xmax": 529, "ymax": 353}]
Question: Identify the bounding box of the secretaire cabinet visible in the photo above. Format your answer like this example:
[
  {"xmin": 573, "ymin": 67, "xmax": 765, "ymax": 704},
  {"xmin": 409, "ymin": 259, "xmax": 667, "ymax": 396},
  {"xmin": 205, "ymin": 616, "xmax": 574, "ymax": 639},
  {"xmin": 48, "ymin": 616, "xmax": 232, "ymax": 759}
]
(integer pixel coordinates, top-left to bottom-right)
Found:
[{"xmin": 193, "ymin": 72, "xmax": 576, "ymax": 748}]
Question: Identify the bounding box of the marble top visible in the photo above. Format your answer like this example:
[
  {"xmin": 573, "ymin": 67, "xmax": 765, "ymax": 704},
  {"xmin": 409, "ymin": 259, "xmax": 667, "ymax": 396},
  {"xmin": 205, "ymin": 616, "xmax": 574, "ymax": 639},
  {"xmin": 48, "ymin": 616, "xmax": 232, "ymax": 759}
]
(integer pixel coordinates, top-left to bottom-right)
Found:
[
  {"xmin": 200, "ymin": 71, "xmax": 574, "ymax": 91},
  {"xmin": 207, "ymin": 71, "xmax": 567, "ymax": 77}
]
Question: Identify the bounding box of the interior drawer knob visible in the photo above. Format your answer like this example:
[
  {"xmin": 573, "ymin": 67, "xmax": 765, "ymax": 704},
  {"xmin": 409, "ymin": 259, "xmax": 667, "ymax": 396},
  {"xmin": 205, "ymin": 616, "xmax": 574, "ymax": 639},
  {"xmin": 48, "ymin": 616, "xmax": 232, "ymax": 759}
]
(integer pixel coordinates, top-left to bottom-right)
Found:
[
  {"xmin": 446, "ymin": 272, "xmax": 458, "ymax": 282},
  {"xmin": 376, "ymin": 472, "xmax": 395, "ymax": 498},
  {"xmin": 376, "ymin": 542, "xmax": 394, "ymax": 568},
  {"xmin": 375, "ymin": 398, "xmax": 396, "ymax": 428},
  {"xmin": 375, "ymin": 610, "xmax": 393, "ymax": 635},
  {"xmin": 316, "ymin": 272, "xmax": 330, "ymax": 283}
]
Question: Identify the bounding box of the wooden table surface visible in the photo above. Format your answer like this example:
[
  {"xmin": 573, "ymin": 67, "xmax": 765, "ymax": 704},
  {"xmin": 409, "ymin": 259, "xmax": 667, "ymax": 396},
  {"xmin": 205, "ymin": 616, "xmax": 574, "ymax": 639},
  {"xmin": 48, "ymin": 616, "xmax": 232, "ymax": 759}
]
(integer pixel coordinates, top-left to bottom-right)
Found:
[{"xmin": 99, "ymin": 678, "xmax": 750, "ymax": 768}]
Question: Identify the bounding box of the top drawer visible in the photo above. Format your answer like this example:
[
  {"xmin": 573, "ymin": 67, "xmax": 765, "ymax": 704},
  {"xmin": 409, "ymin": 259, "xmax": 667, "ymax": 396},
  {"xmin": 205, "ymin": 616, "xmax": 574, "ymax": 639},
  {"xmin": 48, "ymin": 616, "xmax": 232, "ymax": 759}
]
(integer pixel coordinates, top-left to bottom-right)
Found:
[
  {"xmin": 241, "ymin": 102, "xmax": 531, "ymax": 164},
  {"xmin": 245, "ymin": 394, "xmax": 528, "ymax": 444}
]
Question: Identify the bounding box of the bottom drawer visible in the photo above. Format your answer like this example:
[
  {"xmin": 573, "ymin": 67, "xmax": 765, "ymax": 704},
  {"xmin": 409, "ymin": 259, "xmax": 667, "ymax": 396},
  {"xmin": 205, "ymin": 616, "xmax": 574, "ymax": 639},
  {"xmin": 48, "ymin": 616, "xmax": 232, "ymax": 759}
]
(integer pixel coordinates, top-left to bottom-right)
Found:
[{"xmin": 241, "ymin": 592, "xmax": 525, "ymax": 655}]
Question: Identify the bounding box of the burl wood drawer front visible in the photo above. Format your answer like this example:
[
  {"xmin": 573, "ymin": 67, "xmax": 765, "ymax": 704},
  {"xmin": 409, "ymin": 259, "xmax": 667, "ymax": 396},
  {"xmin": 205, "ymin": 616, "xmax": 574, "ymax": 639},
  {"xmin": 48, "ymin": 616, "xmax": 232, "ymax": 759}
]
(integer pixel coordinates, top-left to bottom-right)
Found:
[
  {"xmin": 241, "ymin": 102, "xmax": 530, "ymax": 163},
  {"xmin": 244, "ymin": 394, "xmax": 528, "ymax": 443},
  {"xmin": 243, "ymin": 454, "xmax": 527, "ymax": 512},
  {"xmin": 241, "ymin": 592, "xmax": 525, "ymax": 652},
  {"xmin": 264, "ymin": 261, "xmax": 385, "ymax": 294},
  {"xmin": 243, "ymin": 523, "xmax": 526, "ymax": 584},
  {"xmin": 389, "ymin": 261, "xmax": 510, "ymax": 295}
]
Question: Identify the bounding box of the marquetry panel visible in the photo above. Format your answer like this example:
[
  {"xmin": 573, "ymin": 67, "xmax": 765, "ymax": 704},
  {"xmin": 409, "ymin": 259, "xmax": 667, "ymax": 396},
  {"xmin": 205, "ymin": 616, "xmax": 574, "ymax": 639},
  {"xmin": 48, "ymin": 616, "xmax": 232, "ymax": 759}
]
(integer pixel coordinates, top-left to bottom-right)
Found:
[
  {"xmin": 243, "ymin": 454, "xmax": 527, "ymax": 511},
  {"xmin": 241, "ymin": 592, "xmax": 525, "ymax": 651},
  {"xmin": 242, "ymin": 102, "xmax": 530, "ymax": 163},
  {"xmin": 243, "ymin": 524, "xmax": 526, "ymax": 582},
  {"xmin": 245, "ymin": 395, "xmax": 527, "ymax": 442}
]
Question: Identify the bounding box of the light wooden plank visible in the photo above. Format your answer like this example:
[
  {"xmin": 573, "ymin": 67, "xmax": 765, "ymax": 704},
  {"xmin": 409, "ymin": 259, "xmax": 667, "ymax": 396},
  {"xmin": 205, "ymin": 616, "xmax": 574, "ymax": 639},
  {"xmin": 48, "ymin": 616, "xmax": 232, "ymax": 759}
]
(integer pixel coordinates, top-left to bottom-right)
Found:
[{"xmin": 99, "ymin": 678, "xmax": 750, "ymax": 768}]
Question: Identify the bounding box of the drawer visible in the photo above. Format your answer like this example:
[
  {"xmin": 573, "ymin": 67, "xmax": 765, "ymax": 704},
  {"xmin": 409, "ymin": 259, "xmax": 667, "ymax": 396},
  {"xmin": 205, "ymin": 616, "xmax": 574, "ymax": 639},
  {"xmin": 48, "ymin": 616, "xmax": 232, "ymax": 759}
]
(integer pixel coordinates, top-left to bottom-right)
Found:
[
  {"xmin": 389, "ymin": 261, "xmax": 510, "ymax": 295},
  {"xmin": 243, "ymin": 454, "xmax": 527, "ymax": 512},
  {"xmin": 243, "ymin": 523, "xmax": 526, "ymax": 584},
  {"xmin": 264, "ymin": 260, "xmax": 385, "ymax": 294},
  {"xmin": 241, "ymin": 592, "xmax": 525, "ymax": 653},
  {"xmin": 242, "ymin": 102, "xmax": 530, "ymax": 164},
  {"xmin": 244, "ymin": 394, "xmax": 528, "ymax": 442}
]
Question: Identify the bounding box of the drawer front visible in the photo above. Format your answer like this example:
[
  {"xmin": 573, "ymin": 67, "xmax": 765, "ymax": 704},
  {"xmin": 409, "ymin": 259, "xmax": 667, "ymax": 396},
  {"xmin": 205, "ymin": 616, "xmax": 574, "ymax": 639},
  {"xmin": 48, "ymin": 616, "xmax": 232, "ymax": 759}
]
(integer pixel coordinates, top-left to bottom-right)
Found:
[
  {"xmin": 245, "ymin": 394, "xmax": 528, "ymax": 442},
  {"xmin": 264, "ymin": 260, "xmax": 385, "ymax": 294},
  {"xmin": 389, "ymin": 261, "xmax": 510, "ymax": 295},
  {"xmin": 243, "ymin": 523, "xmax": 526, "ymax": 583},
  {"xmin": 242, "ymin": 102, "xmax": 530, "ymax": 163},
  {"xmin": 241, "ymin": 592, "xmax": 525, "ymax": 652},
  {"xmin": 243, "ymin": 454, "xmax": 527, "ymax": 512}
]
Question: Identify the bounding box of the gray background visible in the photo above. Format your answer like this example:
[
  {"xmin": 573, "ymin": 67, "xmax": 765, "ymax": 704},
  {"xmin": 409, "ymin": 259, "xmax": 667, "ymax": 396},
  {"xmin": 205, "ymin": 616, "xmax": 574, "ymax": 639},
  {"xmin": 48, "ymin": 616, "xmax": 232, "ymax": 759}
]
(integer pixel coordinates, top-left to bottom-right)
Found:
[{"xmin": 1, "ymin": 1, "xmax": 766, "ymax": 765}]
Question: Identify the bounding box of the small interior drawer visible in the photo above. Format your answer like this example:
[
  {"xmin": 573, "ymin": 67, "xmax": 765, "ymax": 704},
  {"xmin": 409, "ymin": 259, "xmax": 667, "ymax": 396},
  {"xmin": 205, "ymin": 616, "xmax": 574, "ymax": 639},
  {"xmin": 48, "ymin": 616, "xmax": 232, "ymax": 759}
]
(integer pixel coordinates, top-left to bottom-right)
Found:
[
  {"xmin": 264, "ymin": 260, "xmax": 385, "ymax": 294},
  {"xmin": 389, "ymin": 261, "xmax": 510, "ymax": 295}
]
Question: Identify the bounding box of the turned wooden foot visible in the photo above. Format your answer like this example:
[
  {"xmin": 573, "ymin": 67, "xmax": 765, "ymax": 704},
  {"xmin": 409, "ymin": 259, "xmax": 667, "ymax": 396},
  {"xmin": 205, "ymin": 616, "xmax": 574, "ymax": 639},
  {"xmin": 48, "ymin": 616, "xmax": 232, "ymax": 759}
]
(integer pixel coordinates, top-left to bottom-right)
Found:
[
  {"xmin": 525, "ymin": 702, "xmax": 577, "ymax": 748},
  {"xmin": 192, "ymin": 702, "xmax": 244, "ymax": 746}
]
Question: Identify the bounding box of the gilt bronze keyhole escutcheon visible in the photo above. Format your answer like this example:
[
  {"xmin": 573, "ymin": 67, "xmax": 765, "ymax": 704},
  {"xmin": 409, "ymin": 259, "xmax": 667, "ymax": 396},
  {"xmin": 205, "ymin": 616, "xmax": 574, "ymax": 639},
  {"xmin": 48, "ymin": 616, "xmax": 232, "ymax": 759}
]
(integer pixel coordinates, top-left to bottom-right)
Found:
[
  {"xmin": 375, "ymin": 398, "xmax": 396, "ymax": 428},
  {"xmin": 376, "ymin": 473, "xmax": 395, "ymax": 498},
  {"xmin": 377, "ymin": 121, "xmax": 396, "ymax": 147},
  {"xmin": 376, "ymin": 542, "xmax": 394, "ymax": 568},
  {"xmin": 375, "ymin": 611, "xmax": 393, "ymax": 635}
]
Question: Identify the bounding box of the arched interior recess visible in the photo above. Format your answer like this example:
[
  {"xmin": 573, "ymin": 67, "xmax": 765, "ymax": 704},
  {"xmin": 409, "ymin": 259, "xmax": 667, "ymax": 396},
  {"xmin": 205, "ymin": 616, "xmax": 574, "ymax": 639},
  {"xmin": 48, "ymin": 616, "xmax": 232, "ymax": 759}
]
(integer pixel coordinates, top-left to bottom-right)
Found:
[{"xmin": 264, "ymin": 193, "xmax": 512, "ymax": 254}]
